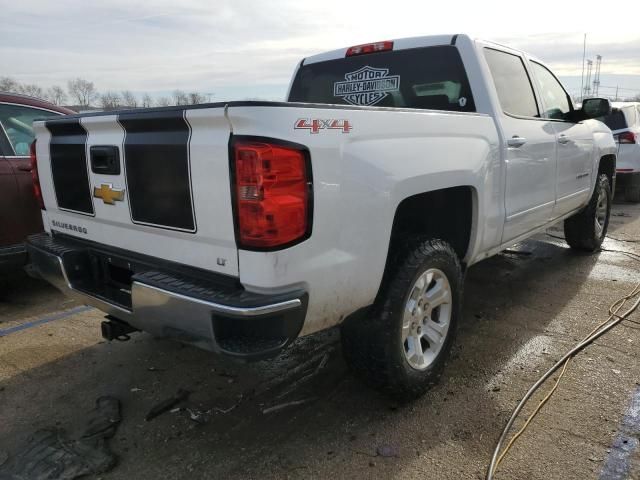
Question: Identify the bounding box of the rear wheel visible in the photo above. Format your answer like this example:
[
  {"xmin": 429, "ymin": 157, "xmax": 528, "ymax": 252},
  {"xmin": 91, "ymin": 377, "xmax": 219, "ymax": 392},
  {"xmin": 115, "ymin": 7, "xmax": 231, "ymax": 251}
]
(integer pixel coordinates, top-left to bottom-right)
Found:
[
  {"xmin": 341, "ymin": 238, "xmax": 462, "ymax": 400},
  {"xmin": 564, "ymin": 174, "xmax": 611, "ymax": 251}
]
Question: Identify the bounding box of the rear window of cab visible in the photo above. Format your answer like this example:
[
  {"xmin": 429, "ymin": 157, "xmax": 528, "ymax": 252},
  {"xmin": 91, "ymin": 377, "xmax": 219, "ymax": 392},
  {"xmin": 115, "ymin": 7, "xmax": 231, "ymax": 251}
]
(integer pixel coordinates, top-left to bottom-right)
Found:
[{"xmin": 288, "ymin": 45, "xmax": 476, "ymax": 113}]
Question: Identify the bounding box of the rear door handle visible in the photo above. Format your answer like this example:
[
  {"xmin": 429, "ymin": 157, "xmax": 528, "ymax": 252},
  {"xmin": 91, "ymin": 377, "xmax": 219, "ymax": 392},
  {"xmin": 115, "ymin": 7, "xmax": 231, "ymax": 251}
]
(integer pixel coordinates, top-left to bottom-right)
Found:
[
  {"xmin": 17, "ymin": 164, "xmax": 32, "ymax": 172},
  {"xmin": 507, "ymin": 136, "xmax": 527, "ymax": 148},
  {"xmin": 558, "ymin": 134, "xmax": 570, "ymax": 145}
]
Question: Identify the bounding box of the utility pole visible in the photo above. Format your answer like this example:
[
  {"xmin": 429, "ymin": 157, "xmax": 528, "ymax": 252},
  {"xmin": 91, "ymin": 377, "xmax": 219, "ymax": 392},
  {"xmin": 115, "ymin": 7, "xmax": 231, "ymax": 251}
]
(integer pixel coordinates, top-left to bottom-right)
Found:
[
  {"xmin": 593, "ymin": 55, "xmax": 602, "ymax": 97},
  {"xmin": 584, "ymin": 59, "xmax": 593, "ymax": 98},
  {"xmin": 615, "ymin": 86, "xmax": 619, "ymax": 101},
  {"xmin": 580, "ymin": 34, "xmax": 587, "ymax": 102}
]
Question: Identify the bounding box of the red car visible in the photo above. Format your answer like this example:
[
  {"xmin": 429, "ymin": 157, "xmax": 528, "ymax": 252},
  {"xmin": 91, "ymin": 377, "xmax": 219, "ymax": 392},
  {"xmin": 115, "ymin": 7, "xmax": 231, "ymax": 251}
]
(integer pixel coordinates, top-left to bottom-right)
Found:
[{"xmin": 0, "ymin": 93, "xmax": 74, "ymax": 272}]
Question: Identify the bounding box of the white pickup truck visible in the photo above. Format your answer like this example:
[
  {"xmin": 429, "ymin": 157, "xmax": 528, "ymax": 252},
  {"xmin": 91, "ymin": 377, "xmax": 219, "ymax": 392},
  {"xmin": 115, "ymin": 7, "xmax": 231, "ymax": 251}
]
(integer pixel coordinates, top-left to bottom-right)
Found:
[{"xmin": 27, "ymin": 34, "xmax": 616, "ymax": 399}]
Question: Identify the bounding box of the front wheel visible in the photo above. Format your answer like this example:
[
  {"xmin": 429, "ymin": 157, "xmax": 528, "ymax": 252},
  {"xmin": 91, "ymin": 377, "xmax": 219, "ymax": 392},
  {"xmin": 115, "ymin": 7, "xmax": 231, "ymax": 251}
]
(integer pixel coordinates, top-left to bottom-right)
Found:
[
  {"xmin": 341, "ymin": 238, "xmax": 462, "ymax": 400},
  {"xmin": 564, "ymin": 173, "xmax": 611, "ymax": 251}
]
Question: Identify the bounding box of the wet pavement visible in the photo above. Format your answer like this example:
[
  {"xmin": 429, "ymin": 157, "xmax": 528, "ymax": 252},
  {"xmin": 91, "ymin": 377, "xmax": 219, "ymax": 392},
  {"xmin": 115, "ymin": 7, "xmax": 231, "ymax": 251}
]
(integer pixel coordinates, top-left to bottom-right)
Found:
[{"xmin": 1, "ymin": 200, "xmax": 640, "ymax": 479}]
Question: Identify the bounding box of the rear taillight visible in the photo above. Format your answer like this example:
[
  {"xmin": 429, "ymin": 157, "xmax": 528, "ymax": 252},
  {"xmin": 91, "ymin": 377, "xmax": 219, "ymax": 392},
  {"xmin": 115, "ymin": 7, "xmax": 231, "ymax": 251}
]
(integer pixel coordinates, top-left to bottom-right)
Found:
[
  {"xmin": 618, "ymin": 131, "xmax": 637, "ymax": 144},
  {"xmin": 30, "ymin": 140, "xmax": 45, "ymax": 210},
  {"xmin": 233, "ymin": 141, "xmax": 310, "ymax": 249},
  {"xmin": 346, "ymin": 41, "xmax": 393, "ymax": 56}
]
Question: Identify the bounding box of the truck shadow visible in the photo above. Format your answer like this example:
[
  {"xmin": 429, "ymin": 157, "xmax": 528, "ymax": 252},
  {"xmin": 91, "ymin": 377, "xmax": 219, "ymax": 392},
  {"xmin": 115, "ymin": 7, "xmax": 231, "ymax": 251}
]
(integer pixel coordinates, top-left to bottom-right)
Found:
[
  {"xmin": 0, "ymin": 237, "xmax": 609, "ymax": 479},
  {"xmin": 0, "ymin": 270, "xmax": 78, "ymax": 325}
]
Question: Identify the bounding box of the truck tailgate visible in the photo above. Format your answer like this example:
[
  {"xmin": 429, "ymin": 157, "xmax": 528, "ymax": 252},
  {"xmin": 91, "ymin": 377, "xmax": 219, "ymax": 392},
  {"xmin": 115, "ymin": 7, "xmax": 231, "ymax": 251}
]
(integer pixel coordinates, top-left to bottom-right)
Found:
[{"xmin": 33, "ymin": 107, "xmax": 238, "ymax": 276}]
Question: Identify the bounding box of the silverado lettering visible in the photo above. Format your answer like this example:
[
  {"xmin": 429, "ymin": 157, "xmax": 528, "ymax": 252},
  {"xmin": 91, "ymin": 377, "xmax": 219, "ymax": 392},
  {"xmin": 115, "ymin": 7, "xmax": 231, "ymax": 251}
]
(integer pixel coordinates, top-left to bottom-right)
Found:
[{"xmin": 51, "ymin": 220, "xmax": 88, "ymax": 234}]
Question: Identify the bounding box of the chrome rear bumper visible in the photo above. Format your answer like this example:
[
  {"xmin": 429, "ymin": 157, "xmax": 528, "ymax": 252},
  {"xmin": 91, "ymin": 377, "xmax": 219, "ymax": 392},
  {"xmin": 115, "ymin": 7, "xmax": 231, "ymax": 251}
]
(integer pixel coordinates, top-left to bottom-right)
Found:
[{"xmin": 27, "ymin": 233, "xmax": 307, "ymax": 359}]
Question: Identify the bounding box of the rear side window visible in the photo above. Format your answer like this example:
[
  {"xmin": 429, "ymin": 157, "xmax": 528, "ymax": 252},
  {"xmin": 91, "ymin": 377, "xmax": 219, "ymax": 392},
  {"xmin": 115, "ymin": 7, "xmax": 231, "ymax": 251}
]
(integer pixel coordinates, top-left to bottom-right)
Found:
[
  {"xmin": 601, "ymin": 110, "xmax": 629, "ymax": 131},
  {"xmin": 288, "ymin": 46, "xmax": 476, "ymax": 112},
  {"xmin": 484, "ymin": 48, "xmax": 539, "ymax": 118}
]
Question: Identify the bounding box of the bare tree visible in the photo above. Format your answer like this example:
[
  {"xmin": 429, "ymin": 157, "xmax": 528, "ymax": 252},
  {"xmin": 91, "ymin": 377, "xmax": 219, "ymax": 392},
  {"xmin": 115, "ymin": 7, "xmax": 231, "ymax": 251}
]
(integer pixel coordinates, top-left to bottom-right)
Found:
[
  {"xmin": 187, "ymin": 92, "xmax": 208, "ymax": 104},
  {"xmin": 141, "ymin": 93, "xmax": 153, "ymax": 108},
  {"xmin": 172, "ymin": 89, "xmax": 189, "ymax": 106},
  {"xmin": 99, "ymin": 91, "xmax": 121, "ymax": 110},
  {"xmin": 120, "ymin": 90, "xmax": 137, "ymax": 108},
  {"xmin": 67, "ymin": 78, "xmax": 98, "ymax": 106},
  {"xmin": 18, "ymin": 84, "xmax": 44, "ymax": 99},
  {"xmin": 156, "ymin": 96, "xmax": 171, "ymax": 107},
  {"xmin": 46, "ymin": 86, "xmax": 67, "ymax": 105},
  {"xmin": 0, "ymin": 77, "xmax": 20, "ymax": 93}
]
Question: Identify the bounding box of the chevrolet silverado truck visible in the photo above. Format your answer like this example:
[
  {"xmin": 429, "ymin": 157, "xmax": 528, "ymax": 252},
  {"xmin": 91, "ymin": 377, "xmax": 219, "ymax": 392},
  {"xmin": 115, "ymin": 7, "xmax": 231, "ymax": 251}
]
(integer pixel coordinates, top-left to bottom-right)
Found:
[{"xmin": 27, "ymin": 34, "xmax": 616, "ymax": 399}]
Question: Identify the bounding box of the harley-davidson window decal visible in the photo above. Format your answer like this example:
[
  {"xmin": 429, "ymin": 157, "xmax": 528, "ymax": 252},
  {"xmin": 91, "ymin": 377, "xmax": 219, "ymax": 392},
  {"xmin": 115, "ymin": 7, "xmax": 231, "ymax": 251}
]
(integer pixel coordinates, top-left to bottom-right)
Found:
[{"xmin": 333, "ymin": 66, "xmax": 400, "ymax": 106}]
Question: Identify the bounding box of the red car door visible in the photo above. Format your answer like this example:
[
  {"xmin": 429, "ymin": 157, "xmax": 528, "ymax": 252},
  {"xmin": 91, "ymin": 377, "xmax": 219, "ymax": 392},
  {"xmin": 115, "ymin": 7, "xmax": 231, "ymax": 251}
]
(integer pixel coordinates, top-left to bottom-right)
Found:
[
  {"xmin": 0, "ymin": 131, "xmax": 23, "ymax": 247},
  {"xmin": 0, "ymin": 103, "xmax": 58, "ymax": 247},
  {"xmin": 5, "ymin": 153, "xmax": 43, "ymax": 243}
]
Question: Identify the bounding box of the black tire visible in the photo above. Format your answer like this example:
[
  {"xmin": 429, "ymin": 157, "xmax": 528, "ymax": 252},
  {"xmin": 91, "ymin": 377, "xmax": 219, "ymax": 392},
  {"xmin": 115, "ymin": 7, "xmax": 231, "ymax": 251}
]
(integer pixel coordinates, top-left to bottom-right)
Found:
[
  {"xmin": 564, "ymin": 174, "xmax": 611, "ymax": 251},
  {"xmin": 341, "ymin": 238, "xmax": 462, "ymax": 401}
]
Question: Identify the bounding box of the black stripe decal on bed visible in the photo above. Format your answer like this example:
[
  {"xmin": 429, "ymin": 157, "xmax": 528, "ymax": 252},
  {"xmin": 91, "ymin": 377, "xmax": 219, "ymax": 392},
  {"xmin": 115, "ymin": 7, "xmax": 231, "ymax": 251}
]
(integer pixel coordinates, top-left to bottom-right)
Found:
[
  {"xmin": 46, "ymin": 118, "xmax": 94, "ymax": 215},
  {"xmin": 118, "ymin": 110, "xmax": 196, "ymax": 232}
]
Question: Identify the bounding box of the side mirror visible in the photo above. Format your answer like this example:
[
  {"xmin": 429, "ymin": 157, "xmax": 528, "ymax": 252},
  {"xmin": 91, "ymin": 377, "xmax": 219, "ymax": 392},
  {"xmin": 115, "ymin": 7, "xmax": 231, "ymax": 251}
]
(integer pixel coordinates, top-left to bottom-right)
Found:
[{"xmin": 581, "ymin": 97, "xmax": 612, "ymax": 119}]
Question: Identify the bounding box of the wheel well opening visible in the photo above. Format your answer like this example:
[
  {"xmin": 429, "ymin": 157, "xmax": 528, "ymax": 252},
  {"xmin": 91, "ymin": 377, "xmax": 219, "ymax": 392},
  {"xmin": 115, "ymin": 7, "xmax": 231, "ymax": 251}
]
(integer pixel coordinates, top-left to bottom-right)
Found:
[
  {"xmin": 388, "ymin": 186, "xmax": 474, "ymax": 263},
  {"xmin": 598, "ymin": 154, "xmax": 616, "ymax": 187}
]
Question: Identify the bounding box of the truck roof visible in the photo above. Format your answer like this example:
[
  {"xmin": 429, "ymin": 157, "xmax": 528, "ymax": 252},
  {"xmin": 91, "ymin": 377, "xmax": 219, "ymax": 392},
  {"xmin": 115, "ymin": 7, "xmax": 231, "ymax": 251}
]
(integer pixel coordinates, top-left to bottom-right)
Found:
[
  {"xmin": 302, "ymin": 34, "xmax": 544, "ymax": 66},
  {"xmin": 303, "ymin": 34, "xmax": 461, "ymax": 65}
]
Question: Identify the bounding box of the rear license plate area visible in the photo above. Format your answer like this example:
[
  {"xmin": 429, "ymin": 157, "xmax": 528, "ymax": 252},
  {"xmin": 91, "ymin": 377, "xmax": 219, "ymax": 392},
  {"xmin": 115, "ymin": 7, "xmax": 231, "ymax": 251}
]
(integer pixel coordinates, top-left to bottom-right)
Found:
[{"xmin": 72, "ymin": 252, "xmax": 135, "ymax": 310}]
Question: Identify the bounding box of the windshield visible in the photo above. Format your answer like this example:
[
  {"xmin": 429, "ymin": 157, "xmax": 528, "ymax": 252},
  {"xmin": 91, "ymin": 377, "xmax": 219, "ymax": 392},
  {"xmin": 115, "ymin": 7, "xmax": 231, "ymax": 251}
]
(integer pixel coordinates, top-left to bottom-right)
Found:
[{"xmin": 288, "ymin": 45, "xmax": 475, "ymax": 113}]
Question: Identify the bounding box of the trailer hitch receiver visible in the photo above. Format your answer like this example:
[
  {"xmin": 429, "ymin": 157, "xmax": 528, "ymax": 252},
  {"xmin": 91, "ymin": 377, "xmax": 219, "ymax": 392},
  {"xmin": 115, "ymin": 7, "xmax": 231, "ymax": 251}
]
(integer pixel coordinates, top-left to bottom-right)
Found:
[{"xmin": 101, "ymin": 316, "xmax": 139, "ymax": 341}]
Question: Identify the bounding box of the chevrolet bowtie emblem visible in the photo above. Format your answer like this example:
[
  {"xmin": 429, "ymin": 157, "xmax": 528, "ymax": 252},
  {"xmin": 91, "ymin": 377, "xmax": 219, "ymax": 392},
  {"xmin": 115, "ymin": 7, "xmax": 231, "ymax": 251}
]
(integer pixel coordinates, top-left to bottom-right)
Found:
[{"xmin": 93, "ymin": 184, "xmax": 125, "ymax": 205}]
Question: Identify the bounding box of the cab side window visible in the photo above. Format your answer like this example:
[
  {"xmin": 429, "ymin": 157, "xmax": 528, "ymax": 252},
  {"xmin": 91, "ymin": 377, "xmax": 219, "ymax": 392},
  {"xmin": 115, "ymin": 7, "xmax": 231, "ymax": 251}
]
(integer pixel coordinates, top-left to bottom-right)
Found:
[
  {"xmin": 0, "ymin": 104, "xmax": 53, "ymax": 156},
  {"xmin": 530, "ymin": 62, "xmax": 572, "ymax": 121},
  {"xmin": 484, "ymin": 48, "xmax": 539, "ymax": 118}
]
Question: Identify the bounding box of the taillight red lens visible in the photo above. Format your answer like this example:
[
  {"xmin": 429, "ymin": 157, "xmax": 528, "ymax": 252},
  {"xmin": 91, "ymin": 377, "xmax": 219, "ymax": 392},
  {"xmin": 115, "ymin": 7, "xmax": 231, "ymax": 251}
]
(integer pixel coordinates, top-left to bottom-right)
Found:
[
  {"xmin": 234, "ymin": 141, "xmax": 310, "ymax": 248},
  {"xmin": 346, "ymin": 41, "xmax": 393, "ymax": 56},
  {"xmin": 30, "ymin": 140, "xmax": 45, "ymax": 210},
  {"xmin": 618, "ymin": 131, "xmax": 637, "ymax": 144}
]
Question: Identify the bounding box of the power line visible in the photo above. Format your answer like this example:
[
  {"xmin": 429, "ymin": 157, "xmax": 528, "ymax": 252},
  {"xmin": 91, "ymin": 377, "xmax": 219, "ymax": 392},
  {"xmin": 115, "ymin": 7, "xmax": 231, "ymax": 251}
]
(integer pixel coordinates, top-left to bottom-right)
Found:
[{"xmin": 598, "ymin": 85, "xmax": 640, "ymax": 92}]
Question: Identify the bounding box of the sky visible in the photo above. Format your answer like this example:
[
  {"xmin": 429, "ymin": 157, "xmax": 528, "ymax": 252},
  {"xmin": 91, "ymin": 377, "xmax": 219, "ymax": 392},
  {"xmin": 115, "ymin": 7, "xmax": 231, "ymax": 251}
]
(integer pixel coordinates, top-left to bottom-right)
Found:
[{"xmin": 1, "ymin": 0, "xmax": 639, "ymax": 102}]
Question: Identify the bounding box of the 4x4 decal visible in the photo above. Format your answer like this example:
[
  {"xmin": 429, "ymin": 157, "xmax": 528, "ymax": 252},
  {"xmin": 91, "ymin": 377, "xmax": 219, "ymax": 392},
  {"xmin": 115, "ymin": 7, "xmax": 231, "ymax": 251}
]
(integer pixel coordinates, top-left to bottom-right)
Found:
[{"xmin": 294, "ymin": 118, "xmax": 352, "ymax": 134}]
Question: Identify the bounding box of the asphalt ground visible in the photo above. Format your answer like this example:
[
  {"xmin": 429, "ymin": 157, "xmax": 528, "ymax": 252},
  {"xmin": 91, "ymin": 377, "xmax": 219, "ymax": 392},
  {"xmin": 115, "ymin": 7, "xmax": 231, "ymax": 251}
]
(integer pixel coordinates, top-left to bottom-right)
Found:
[{"xmin": 1, "ymin": 200, "xmax": 640, "ymax": 479}]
